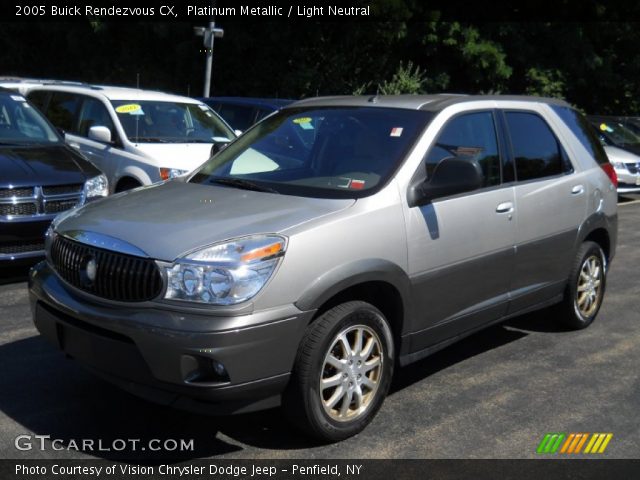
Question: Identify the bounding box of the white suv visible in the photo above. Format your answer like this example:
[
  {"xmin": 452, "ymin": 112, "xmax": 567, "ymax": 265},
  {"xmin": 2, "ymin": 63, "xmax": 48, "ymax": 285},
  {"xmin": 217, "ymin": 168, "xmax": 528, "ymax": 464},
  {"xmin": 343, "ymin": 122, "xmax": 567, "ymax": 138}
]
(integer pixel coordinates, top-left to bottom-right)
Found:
[{"xmin": 27, "ymin": 84, "xmax": 236, "ymax": 192}]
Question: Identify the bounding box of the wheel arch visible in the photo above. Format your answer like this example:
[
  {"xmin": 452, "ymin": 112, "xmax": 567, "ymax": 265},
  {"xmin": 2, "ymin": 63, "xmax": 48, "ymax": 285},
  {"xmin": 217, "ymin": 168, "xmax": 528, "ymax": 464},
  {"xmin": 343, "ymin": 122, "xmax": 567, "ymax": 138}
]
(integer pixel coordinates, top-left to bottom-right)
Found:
[
  {"xmin": 576, "ymin": 211, "xmax": 617, "ymax": 263},
  {"xmin": 294, "ymin": 259, "xmax": 412, "ymax": 353}
]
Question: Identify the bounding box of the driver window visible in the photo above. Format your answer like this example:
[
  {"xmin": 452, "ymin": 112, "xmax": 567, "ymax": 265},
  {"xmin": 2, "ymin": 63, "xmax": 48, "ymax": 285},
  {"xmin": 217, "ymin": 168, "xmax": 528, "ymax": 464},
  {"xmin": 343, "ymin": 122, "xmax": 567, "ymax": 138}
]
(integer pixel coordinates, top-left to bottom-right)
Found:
[
  {"xmin": 78, "ymin": 97, "xmax": 116, "ymax": 139},
  {"xmin": 425, "ymin": 111, "xmax": 501, "ymax": 187}
]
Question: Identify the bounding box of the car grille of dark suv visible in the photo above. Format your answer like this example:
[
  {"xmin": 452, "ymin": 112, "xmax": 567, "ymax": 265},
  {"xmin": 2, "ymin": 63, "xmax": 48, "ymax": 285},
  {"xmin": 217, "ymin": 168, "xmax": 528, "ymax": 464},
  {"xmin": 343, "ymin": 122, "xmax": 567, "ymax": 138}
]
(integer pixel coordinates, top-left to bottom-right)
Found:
[
  {"xmin": 0, "ymin": 185, "xmax": 83, "ymax": 219},
  {"xmin": 0, "ymin": 241, "xmax": 45, "ymax": 255},
  {"xmin": 50, "ymin": 235, "xmax": 163, "ymax": 302}
]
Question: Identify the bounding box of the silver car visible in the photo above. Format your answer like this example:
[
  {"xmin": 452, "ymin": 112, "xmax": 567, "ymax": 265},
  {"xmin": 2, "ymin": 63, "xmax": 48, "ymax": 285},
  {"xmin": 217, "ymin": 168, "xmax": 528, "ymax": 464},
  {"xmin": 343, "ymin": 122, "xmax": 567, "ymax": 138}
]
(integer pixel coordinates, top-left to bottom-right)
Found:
[{"xmin": 29, "ymin": 95, "xmax": 618, "ymax": 442}]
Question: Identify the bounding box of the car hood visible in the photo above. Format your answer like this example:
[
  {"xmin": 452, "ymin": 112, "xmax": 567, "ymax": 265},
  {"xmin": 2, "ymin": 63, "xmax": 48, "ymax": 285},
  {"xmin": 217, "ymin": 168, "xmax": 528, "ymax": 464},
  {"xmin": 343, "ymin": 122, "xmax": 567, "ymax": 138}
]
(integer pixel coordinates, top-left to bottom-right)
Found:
[
  {"xmin": 607, "ymin": 143, "xmax": 640, "ymax": 157},
  {"xmin": 604, "ymin": 145, "xmax": 640, "ymax": 164},
  {"xmin": 0, "ymin": 144, "xmax": 97, "ymax": 188},
  {"xmin": 131, "ymin": 143, "xmax": 217, "ymax": 171},
  {"xmin": 54, "ymin": 180, "xmax": 355, "ymax": 261}
]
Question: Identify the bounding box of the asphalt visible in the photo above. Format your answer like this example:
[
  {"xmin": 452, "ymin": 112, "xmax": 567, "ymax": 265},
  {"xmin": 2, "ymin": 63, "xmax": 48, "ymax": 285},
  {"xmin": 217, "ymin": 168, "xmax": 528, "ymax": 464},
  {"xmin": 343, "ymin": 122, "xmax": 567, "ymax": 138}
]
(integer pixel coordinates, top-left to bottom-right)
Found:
[{"xmin": 0, "ymin": 196, "xmax": 639, "ymax": 461}]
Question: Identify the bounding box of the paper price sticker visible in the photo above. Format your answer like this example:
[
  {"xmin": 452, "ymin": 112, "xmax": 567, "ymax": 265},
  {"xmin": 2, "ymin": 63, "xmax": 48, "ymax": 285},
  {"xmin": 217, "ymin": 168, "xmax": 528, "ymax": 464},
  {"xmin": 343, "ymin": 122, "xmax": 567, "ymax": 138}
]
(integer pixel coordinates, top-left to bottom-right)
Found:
[{"xmin": 115, "ymin": 104, "xmax": 142, "ymax": 114}]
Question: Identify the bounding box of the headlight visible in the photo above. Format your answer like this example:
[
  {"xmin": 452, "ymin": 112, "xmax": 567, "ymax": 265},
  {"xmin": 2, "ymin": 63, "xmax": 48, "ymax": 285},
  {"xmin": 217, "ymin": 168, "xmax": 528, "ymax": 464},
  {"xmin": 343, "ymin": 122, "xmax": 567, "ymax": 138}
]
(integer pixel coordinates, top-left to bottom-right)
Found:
[
  {"xmin": 164, "ymin": 235, "xmax": 286, "ymax": 305},
  {"xmin": 83, "ymin": 174, "xmax": 109, "ymax": 201},
  {"xmin": 160, "ymin": 168, "xmax": 189, "ymax": 181},
  {"xmin": 611, "ymin": 161, "xmax": 628, "ymax": 171}
]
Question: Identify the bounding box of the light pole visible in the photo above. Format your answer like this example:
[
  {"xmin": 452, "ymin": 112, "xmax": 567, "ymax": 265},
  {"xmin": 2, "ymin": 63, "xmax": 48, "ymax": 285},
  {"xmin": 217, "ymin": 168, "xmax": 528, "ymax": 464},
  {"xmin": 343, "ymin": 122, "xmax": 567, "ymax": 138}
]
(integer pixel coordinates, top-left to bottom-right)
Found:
[{"xmin": 194, "ymin": 18, "xmax": 224, "ymax": 97}]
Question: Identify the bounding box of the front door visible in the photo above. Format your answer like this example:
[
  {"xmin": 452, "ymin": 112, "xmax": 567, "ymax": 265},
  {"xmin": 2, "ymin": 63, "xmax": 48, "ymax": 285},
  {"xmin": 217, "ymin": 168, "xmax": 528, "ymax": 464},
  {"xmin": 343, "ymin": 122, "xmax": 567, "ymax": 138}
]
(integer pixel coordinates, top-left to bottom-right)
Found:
[{"xmin": 405, "ymin": 110, "xmax": 516, "ymax": 351}]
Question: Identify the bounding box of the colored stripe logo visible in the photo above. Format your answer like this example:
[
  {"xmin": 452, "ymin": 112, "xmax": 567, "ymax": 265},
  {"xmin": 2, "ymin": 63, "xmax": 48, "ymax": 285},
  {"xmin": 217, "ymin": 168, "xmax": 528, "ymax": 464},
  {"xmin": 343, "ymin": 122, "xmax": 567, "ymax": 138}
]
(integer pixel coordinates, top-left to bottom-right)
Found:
[{"xmin": 537, "ymin": 433, "xmax": 612, "ymax": 454}]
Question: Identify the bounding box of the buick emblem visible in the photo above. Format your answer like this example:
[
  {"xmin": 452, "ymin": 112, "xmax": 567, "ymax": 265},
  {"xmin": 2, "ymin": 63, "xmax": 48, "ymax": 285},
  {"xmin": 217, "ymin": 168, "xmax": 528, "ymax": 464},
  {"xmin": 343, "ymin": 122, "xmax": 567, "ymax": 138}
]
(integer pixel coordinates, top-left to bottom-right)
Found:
[{"xmin": 80, "ymin": 256, "xmax": 97, "ymax": 287}]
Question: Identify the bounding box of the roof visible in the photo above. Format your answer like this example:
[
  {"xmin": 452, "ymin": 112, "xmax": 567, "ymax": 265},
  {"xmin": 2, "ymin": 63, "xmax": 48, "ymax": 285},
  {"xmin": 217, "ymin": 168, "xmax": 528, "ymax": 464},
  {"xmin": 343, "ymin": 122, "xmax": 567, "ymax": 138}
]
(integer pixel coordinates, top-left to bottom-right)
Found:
[
  {"xmin": 27, "ymin": 83, "xmax": 202, "ymax": 104},
  {"xmin": 286, "ymin": 94, "xmax": 571, "ymax": 112},
  {"xmin": 199, "ymin": 96, "xmax": 294, "ymax": 109}
]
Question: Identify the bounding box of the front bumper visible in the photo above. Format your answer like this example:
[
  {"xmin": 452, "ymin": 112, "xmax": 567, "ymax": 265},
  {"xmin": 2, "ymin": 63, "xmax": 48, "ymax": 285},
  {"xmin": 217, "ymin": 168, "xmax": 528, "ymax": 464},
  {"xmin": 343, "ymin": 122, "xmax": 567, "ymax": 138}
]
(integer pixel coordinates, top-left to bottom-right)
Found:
[
  {"xmin": 615, "ymin": 169, "xmax": 640, "ymax": 193},
  {"xmin": 0, "ymin": 216, "xmax": 52, "ymax": 262},
  {"xmin": 29, "ymin": 261, "xmax": 314, "ymax": 414}
]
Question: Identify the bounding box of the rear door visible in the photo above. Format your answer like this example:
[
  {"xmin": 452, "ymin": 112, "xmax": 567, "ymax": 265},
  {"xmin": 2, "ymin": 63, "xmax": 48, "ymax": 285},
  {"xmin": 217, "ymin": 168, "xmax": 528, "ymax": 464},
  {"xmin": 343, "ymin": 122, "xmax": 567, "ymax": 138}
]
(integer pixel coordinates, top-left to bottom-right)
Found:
[
  {"xmin": 502, "ymin": 109, "xmax": 587, "ymax": 314},
  {"xmin": 405, "ymin": 110, "xmax": 516, "ymax": 351}
]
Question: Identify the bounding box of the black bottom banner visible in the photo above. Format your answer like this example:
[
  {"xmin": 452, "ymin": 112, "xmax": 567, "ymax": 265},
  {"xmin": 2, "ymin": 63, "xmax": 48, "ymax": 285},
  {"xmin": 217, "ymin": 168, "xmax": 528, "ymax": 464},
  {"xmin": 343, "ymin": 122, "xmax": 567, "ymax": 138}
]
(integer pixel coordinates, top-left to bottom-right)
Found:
[{"xmin": 3, "ymin": 459, "xmax": 640, "ymax": 480}]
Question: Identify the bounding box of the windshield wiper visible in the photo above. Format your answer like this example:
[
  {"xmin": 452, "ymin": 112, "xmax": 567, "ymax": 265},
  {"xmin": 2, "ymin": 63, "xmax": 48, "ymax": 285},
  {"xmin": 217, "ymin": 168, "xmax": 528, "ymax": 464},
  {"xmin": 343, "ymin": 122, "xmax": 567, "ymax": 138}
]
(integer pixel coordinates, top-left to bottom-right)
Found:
[{"xmin": 208, "ymin": 177, "xmax": 279, "ymax": 194}]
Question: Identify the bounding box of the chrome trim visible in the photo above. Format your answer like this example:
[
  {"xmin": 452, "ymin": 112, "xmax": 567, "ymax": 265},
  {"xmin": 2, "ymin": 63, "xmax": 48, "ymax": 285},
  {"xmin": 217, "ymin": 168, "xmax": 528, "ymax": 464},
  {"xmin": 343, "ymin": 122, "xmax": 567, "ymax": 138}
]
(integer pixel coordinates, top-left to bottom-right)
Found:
[
  {"xmin": 0, "ymin": 185, "xmax": 83, "ymax": 220},
  {"xmin": 0, "ymin": 249, "xmax": 44, "ymax": 260},
  {"xmin": 59, "ymin": 230, "xmax": 150, "ymax": 258}
]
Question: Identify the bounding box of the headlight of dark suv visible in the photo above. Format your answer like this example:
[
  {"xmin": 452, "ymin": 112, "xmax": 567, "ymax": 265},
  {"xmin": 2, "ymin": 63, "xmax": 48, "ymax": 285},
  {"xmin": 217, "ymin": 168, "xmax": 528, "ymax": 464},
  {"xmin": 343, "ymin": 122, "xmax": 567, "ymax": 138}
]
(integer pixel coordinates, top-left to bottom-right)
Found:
[
  {"xmin": 164, "ymin": 235, "xmax": 286, "ymax": 305},
  {"xmin": 82, "ymin": 174, "xmax": 109, "ymax": 203}
]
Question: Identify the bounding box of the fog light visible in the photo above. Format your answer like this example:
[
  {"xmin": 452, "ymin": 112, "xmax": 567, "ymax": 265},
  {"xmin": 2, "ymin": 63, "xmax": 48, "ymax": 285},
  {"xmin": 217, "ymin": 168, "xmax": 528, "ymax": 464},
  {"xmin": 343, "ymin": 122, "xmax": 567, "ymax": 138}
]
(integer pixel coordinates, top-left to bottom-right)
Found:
[{"xmin": 212, "ymin": 360, "xmax": 227, "ymax": 377}]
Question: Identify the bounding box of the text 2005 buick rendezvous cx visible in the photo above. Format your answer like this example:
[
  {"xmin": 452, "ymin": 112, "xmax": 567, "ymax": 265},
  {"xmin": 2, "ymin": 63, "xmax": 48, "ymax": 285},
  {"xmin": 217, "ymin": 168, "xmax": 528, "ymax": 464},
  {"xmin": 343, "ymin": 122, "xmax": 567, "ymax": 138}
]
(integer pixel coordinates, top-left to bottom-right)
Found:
[{"xmin": 30, "ymin": 95, "xmax": 618, "ymax": 441}]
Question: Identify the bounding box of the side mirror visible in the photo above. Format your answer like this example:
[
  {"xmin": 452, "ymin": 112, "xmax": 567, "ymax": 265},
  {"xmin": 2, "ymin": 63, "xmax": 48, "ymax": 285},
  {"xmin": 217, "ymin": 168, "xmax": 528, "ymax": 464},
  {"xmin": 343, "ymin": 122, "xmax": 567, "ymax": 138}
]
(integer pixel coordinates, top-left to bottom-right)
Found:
[
  {"xmin": 408, "ymin": 156, "xmax": 484, "ymax": 207},
  {"xmin": 210, "ymin": 138, "xmax": 231, "ymax": 157},
  {"xmin": 88, "ymin": 126, "xmax": 112, "ymax": 144}
]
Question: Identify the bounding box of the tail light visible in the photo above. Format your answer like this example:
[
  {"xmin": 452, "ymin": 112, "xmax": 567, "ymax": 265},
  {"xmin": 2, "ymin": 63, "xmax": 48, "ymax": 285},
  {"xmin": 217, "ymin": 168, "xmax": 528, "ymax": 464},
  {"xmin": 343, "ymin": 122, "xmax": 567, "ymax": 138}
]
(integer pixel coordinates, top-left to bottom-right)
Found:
[{"xmin": 600, "ymin": 163, "xmax": 618, "ymax": 188}]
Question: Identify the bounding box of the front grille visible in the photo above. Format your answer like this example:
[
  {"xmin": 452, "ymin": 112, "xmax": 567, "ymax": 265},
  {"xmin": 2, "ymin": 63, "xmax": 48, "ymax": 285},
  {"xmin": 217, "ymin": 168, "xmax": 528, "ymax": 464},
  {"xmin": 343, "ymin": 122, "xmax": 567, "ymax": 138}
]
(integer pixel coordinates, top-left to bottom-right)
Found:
[
  {"xmin": 0, "ymin": 187, "xmax": 33, "ymax": 199},
  {"xmin": 42, "ymin": 184, "xmax": 83, "ymax": 196},
  {"xmin": 0, "ymin": 184, "xmax": 82, "ymax": 218},
  {"xmin": 50, "ymin": 235, "xmax": 163, "ymax": 302},
  {"xmin": 0, "ymin": 241, "xmax": 44, "ymax": 255},
  {"xmin": 44, "ymin": 199, "xmax": 78, "ymax": 214},
  {"xmin": 0, "ymin": 203, "xmax": 37, "ymax": 216}
]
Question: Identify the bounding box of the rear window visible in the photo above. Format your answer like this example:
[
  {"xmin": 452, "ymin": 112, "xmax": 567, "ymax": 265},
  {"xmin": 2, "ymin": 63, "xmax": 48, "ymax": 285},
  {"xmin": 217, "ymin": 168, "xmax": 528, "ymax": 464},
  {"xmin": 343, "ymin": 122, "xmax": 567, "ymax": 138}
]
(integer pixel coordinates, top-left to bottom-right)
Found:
[{"xmin": 552, "ymin": 106, "xmax": 609, "ymax": 165}]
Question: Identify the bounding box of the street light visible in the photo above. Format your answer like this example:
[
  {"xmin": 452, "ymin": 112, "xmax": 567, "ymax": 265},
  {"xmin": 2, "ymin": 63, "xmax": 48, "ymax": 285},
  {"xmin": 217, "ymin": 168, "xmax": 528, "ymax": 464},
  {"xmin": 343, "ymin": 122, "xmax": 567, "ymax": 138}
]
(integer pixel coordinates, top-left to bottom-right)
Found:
[{"xmin": 194, "ymin": 22, "xmax": 224, "ymax": 97}]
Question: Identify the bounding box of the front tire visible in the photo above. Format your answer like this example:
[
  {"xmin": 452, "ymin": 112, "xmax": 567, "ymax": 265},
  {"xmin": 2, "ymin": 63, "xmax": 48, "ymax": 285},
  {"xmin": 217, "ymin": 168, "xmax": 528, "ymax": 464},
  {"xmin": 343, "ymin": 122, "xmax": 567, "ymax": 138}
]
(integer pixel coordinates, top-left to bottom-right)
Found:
[
  {"xmin": 558, "ymin": 241, "xmax": 607, "ymax": 330},
  {"xmin": 284, "ymin": 301, "xmax": 394, "ymax": 442}
]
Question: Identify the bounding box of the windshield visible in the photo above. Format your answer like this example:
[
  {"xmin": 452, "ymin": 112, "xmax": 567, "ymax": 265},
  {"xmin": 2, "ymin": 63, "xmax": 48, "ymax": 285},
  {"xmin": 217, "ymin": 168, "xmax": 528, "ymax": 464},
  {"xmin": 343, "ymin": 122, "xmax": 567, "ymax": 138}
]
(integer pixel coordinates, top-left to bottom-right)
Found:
[
  {"xmin": 111, "ymin": 100, "xmax": 234, "ymax": 143},
  {"xmin": 189, "ymin": 107, "xmax": 432, "ymax": 199},
  {"xmin": 0, "ymin": 93, "xmax": 61, "ymax": 145},
  {"xmin": 592, "ymin": 119, "xmax": 640, "ymax": 147}
]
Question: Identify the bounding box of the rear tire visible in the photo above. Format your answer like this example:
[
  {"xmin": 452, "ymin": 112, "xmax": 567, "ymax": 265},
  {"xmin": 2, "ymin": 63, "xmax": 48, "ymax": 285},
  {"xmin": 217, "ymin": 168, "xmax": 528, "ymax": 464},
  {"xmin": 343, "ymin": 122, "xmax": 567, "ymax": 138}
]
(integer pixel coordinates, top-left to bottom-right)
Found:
[
  {"xmin": 557, "ymin": 241, "xmax": 607, "ymax": 330},
  {"xmin": 283, "ymin": 301, "xmax": 394, "ymax": 442}
]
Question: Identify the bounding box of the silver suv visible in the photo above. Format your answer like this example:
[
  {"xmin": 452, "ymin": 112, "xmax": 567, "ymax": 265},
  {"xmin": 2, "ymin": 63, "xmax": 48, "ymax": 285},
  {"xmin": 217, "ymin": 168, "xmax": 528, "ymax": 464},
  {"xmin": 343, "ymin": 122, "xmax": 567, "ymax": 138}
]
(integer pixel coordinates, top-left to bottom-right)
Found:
[{"xmin": 29, "ymin": 95, "xmax": 618, "ymax": 442}]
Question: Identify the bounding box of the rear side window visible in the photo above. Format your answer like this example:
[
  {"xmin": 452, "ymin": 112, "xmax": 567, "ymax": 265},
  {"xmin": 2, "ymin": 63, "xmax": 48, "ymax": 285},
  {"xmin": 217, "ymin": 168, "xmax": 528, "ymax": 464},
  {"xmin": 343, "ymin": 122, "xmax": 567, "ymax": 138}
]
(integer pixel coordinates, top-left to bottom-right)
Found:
[
  {"xmin": 27, "ymin": 90, "xmax": 49, "ymax": 111},
  {"xmin": 552, "ymin": 106, "xmax": 609, "ymax": 165},
  {"xmin": 425, "ymin": 111, "xmax": 501, "ymax": 187},
  {"xmin": 46, "ymin": 92, "xmax": 80, "ymax": 133},
  {"xmin": 505, "ymin": 112, "xmax": 567, "ymax": 181}
]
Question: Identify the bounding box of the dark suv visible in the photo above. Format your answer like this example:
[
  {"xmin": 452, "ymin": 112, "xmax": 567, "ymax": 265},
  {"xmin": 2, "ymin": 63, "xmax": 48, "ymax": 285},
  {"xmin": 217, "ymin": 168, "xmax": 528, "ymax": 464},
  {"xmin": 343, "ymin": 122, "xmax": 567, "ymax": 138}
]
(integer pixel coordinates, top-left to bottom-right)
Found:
[{"xmin": 0, "ymin": 88, "xmax": 107, "ymax": 264}]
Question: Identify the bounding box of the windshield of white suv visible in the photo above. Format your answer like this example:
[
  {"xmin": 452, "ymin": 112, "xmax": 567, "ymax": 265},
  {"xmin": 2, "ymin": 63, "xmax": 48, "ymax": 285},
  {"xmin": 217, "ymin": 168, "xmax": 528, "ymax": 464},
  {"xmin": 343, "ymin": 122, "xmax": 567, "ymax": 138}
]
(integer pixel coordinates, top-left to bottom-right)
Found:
[
  {"xmin": 189, "ymin": 106, "xmax": 432, "ymax": 199},
  {"xmin": 111, "ymin": 100, "xmax": 234, "ymax": 143},
  {"xmin": 592, "ymin": 119, "xmax": 640, "ymax": 147},
  {"xmin": 0, "ymin": 92, "xmax": 61, "ymax": 145}
]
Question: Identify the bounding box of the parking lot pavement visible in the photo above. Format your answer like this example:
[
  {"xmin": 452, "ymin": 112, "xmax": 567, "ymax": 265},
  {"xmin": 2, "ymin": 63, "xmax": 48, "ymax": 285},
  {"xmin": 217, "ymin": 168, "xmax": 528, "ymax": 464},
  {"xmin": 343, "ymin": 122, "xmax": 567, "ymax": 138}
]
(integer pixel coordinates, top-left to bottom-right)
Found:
[{"xmin": 0, "ymin": 199, "xmax": 638, "ymax": 460}]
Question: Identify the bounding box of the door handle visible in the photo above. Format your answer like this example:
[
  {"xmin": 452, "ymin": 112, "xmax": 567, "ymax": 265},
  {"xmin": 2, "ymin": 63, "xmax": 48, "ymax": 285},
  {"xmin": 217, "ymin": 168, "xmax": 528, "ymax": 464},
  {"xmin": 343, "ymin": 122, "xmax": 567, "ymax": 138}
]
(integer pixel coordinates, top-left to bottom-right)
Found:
[
  {"xmin": 496, "ymin": 202, "xmax": 514, "ymax": 214},
  {"xmin": 571, "ymin": 185, "xmax": 584, "ymax": 195},
  {"xmin": 68, "ymin": 142, "xmax": 80, "ymax": 149}
]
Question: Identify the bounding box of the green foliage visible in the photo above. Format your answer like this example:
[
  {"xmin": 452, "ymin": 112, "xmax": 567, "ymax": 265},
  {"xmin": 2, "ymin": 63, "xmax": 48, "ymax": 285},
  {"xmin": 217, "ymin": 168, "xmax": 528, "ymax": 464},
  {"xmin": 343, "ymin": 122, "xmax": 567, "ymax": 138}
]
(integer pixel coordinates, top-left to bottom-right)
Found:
[
  {"xmin": 525, "ymin": 68, "xmax": 566, "ymax": 98},
  {"xmin": 2, "ymin": 6, "xmax": 640, "ymax": 115}
]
